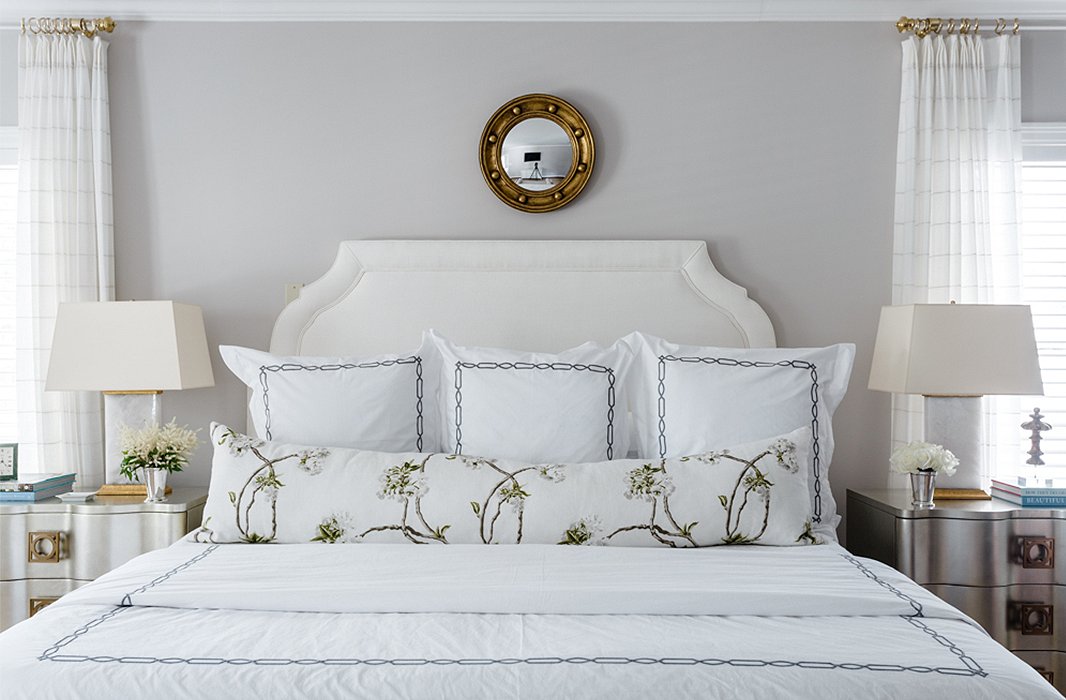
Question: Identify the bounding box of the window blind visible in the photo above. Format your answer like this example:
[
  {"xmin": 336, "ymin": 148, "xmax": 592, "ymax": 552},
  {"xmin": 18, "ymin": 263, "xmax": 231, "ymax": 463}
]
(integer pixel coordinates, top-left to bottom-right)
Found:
[{"xmin": 1020, "ymin": 156, "xmax": 1066, "ymax": 469}]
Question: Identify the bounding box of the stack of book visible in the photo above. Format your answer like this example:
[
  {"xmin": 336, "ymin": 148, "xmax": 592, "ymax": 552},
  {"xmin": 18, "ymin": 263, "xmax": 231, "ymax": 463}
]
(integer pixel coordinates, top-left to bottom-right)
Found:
[
  {"xmin": 0, "ymin": 473, "xmax": 77, "ymax": 502},
  {"xmin": 991, "ymin": 478, "xmax": 1066, "ymax": 507}
]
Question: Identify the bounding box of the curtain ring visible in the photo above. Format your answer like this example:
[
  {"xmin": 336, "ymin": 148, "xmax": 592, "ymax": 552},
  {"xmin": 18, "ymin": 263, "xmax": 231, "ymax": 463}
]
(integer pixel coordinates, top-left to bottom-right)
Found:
[
  {"xmin": 1013, "ymin": 18, "xmax": 1020, "ymax": 35},
  {"xmin": 994, "ymin": 18, "xmax": 1004, "ymax": 35},
  {"xmin": 946, "ymin": 18, "xmax": 956, "ymax": 34},
  {"xmin": 973, "ymin": 18, "xmax": 980, "ymax": 34}
]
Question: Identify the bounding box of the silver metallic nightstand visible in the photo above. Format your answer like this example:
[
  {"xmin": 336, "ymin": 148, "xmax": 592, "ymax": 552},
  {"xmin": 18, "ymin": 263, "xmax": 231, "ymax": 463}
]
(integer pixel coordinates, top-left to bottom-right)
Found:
[
  {"xmin": 847, "ymin": 488, "xmax": 1065, "ymax": 692},
  {"xmin": 0, "ymin": 487, "xmax": 206, "ymax": 631}
]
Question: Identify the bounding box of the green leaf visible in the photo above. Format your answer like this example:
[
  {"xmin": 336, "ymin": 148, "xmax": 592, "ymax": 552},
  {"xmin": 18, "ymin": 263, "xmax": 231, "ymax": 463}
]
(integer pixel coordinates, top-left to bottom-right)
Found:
[
  {"xmin": 228, "ymin": 491, "xmax": 237, "ymax": 505},
  {"xmin": 717, "ymin": 495, "xmax": 728, "ymax": 509},
  {"xmin": 470, "ymin": 501, "xmax": 481, "ymax": 515}
]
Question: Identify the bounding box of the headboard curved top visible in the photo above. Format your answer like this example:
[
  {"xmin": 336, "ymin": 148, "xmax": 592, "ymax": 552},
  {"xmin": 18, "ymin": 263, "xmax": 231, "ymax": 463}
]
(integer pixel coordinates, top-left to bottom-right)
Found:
[{"xmin": 270, "ymin": 240, "xmax": 775, "ymax": 356}]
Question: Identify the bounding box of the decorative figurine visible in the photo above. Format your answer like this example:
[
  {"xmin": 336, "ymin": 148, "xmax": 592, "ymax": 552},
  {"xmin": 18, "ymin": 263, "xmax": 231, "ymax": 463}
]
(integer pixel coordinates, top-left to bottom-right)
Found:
[{"xmin": 1022, "ymin": 407, "xmax": 1052, "ymax": 467}]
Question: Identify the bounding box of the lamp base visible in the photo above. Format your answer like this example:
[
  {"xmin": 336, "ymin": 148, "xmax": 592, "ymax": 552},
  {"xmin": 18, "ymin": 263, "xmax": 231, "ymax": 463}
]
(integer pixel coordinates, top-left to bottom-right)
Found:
[
  {"xmin": 924, "ymin": 395, "xmax": 985, "ymax": 491},
  {"xmin": 104, "ymin": 392, "xmax": 161, "ymax": 485}
]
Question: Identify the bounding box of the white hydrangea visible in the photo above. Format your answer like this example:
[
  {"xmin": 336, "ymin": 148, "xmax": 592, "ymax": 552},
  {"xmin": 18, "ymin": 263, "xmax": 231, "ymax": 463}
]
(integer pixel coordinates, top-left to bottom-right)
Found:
[{"xmin": 889, "ymin": 441, "xmax": 959, "ymax": 476}]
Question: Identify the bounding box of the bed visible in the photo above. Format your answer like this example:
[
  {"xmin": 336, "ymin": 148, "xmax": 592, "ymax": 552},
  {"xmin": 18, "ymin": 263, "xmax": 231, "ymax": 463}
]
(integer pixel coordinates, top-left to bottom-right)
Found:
[{"xmin": 0, "ymin": 240, "xmax": 1059, "ymax": 699}]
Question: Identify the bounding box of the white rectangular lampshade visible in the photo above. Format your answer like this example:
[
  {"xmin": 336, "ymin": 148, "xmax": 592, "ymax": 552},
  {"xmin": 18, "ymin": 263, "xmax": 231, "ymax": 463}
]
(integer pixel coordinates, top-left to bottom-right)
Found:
[
  {"xmin": 867, "ymin": 304, "xmax": 1043, "ymax": 396},
  {"xmin": 45, "ymin": 301, "xmax": 215, "ymax": 391}
]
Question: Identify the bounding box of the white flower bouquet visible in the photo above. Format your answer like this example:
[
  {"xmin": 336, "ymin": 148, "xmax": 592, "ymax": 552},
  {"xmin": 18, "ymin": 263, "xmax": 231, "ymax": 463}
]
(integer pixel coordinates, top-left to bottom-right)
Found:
[
  {"xmin": 119, "ymin": 420, "xmax": 199, "ymax": 481},
  {"xmin": 889, "ymin": 441, "xmax": 959, "ymax": 476}
]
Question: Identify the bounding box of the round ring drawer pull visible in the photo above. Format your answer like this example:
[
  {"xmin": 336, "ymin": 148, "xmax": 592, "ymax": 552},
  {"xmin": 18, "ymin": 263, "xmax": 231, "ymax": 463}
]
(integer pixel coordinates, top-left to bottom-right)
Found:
[{"xmin": 27, "ymin": 531, "xmax": 61, "ymax": 564}]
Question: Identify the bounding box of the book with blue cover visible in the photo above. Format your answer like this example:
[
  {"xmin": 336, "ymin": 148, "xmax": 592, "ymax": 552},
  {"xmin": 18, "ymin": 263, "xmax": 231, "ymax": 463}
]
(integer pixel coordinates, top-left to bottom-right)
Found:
[
  {"xmin": 0, "ymin": 473, "xmax": 76, "ymax": 501},
  {"xmin": 992, "ymin": 487, "xmax": 1066, "ymax": 507},
  {"xmin": 992, "ymin": 477, "xmax": 1066, "ymax": 498},
  {"xmin": 0, "ymin": 473, "xmax": 76, "ymax": 493}
]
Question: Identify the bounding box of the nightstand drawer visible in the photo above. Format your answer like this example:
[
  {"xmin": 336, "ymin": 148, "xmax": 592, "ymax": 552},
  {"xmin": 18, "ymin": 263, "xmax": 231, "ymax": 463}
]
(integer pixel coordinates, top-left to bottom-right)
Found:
[
  {"xmin": 929, "ymin": 583, "xmax": 1065, "ymax": 651},
  {"xmin": 1, "ymin": 511, "xmax": 193, "ymax": 581},
  {"xmin": 0, "ymin": 579, "xmax": 83, "ymax": 631},
  {"xmin": 901, "ymin": 517, "xmax": 1063, "ymax": 586},
  {"xmin": 1013, "ymin": 650, "xmax": 1065, "ymax": 689}
]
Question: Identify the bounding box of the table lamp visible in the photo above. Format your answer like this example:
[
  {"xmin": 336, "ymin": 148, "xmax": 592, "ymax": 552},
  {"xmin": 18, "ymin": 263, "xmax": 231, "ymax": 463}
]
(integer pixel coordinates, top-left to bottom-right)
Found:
[
  {"xmin": 45, "ymin": 301, "xmax": 215, "ymax": 493},
  {"xmin": 868, "ymin": 303, "xmax": 1044, "ymax": 495}
]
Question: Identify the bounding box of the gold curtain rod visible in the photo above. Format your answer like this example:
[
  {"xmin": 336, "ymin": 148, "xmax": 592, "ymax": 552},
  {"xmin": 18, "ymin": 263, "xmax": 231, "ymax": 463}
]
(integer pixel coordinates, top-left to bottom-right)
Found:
[
  {"xmin": 897, "ymin": 16, "xmax": 1019, "ymax": 37},
  {"xmin": 20, "ymin": 16, "xmax": 116, "ymax": 39}
]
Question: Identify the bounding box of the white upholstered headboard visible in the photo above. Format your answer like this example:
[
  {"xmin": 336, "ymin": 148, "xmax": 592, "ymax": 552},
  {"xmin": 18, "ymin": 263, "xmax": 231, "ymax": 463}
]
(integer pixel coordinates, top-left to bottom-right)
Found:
[{"xmin": 270, "ymin": 240, "xmax": 775, "ymax": 355}]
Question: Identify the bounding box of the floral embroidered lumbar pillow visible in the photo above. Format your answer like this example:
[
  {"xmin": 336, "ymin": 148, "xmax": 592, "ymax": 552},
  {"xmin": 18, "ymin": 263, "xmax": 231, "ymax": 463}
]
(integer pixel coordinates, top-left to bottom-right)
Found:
[{"xmin": 198, "ymin": 423, "xmax": 819, "ymax": 547}]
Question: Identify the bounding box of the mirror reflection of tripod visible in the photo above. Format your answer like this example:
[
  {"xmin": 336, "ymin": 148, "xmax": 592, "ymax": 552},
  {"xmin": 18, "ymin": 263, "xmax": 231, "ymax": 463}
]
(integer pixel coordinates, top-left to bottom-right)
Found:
[{"xmin": 526, "ymin": 161, "xmax": 544, "ymax": 181}]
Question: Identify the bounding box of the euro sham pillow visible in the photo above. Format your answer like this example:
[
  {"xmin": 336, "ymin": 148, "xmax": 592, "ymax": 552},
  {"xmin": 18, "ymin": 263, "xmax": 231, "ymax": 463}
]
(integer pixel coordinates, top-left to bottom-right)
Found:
[
  {"xmin": 622, "ymin": 332, "xmax": 854, "ymax": 541},
  {"xmin": 219, "ymin": 339, "xmax": 439, "ymax": 453},
  {"xmin": 427, "ymin": 329, "xmax": 633, "ymax": 463},
  {"xmin": 198, "ymin": 423, "xmax": 819, "ymax": 547}
]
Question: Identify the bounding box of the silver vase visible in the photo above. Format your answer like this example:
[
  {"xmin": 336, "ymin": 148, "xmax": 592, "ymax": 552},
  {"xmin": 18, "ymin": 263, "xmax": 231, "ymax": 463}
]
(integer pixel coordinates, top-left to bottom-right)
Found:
[
  {"xmin": 909, "ymin": 470, "xmax": 936, "ymax": 509},
  {"xmin": 143, "ymin": 468, "xmax": 168, "ymax": 503}
]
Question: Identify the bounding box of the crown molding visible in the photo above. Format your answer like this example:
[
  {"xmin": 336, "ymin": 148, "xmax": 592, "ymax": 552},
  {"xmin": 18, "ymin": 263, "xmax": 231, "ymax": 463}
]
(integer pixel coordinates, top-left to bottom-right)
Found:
[{"xmin": 3, "ymin": 1, "xmax": 1066, "ymax": 24}]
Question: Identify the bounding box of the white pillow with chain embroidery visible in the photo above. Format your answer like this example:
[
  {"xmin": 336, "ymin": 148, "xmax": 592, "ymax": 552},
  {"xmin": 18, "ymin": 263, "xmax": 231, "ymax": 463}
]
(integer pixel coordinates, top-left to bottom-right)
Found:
[
  {"xmin": 219, "ymin": 340, "xmax": 438, "ymax": 452},
  {"xmin": 427, "ymin": 329, "xmax": 632, "ymax": 464},
  {"xmin": 199, "ymin": 424, "xmax": 819, "ymax": 547}
]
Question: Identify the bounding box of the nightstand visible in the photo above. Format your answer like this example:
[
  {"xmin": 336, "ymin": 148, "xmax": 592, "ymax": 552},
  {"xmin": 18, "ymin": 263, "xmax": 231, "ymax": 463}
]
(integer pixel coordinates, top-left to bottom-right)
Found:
[
  {"xmin": 847, "ymin": 488, "xmax": 1065, "ymax": 692},
  {"xmin": 0, "ymin": 487, "xmax": 207, "ymax": 632}
]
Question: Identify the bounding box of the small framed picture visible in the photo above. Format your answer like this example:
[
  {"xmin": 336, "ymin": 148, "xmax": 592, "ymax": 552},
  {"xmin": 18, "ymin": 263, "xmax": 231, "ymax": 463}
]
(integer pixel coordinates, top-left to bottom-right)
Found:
[{"xmin": 0, "ymin": 443, "xmax": 17, "ymax": 481}]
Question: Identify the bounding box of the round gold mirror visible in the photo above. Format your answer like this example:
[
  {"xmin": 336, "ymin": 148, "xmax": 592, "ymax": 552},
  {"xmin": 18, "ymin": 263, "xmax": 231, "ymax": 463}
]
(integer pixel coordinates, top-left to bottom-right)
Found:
[{"xmin": 479, "ymin": 94, "xmax": 595, "ymax": 213}]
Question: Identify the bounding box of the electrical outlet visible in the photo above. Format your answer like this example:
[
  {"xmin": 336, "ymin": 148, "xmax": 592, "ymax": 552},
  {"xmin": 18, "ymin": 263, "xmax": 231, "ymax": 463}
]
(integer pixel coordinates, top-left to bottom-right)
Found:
[{"xmin": 284, "ymin": 283, "xmax": 303, "ymax": 305}]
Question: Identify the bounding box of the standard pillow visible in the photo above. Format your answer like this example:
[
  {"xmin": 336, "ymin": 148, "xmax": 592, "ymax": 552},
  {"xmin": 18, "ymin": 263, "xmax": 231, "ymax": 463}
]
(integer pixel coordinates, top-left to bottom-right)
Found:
[
  {"xmin": 622, "ymin": 332, "xmax": 854, "ymax": 541},
  {"xmin": 427, "ymin": 329, "xmax": 633, "ymax": 463},
  {"xmin": 219, "ymin": 338, "xmax": 439, "ymax": 452},
  {"xmin": 198, "ymin": 423, "xmax": 819, "ymax": 547}
]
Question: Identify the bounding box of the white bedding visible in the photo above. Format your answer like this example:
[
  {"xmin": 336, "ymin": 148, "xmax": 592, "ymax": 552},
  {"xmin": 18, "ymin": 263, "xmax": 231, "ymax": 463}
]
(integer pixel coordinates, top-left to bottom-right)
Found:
[{"xmin": 1, "ymin": 539, "xmax": 1059, "ymax": 699}]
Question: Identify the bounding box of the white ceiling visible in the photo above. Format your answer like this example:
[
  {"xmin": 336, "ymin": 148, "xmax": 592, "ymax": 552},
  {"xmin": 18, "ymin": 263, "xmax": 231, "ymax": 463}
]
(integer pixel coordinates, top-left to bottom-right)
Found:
[{"xmin": 3, "ymin": 1, "xmax": 1066, "ymax": 24}]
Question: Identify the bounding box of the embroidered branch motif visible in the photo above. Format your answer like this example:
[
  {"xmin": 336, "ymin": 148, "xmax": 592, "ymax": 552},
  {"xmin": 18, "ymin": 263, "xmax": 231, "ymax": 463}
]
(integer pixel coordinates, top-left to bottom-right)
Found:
[
  {"xmin": 586, "ymin": 437, "xmax": 802, "ymax": 547},
  {"xmin": 559, "ymin": 516, "xmax": 606, "ymax": 545},
  {"xmin": 596, "ymin": 461, "xmax": 698, "ymax": 547},
  {"xmin": 689, "ymin": 437, "xmax": 799, "ymax": 545},
  {"xmin": 355, "ymin": 455, "xmax": 452, "ymax": 544},
  {"xmin": 216, "ymin": 427, "xmax": 331, "ymax": 544},
  {"xmin": 450, "ymin": 455, "xmax": 568, "ymax": 544}
]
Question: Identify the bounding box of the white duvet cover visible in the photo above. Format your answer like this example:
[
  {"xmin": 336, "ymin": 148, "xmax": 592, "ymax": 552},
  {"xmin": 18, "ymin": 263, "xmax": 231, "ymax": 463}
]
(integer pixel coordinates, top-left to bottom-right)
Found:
[{"xmin": 0, "ymin": 539, "xmax": 1059, "ymax": 700}]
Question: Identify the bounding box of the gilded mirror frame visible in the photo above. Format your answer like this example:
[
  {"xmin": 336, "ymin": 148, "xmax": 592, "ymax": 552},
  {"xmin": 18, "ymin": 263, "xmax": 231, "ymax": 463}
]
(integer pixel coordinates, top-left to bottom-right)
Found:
[{"xmin": 479, "ymin": 94, "xmax": 595, "ymax": 213}]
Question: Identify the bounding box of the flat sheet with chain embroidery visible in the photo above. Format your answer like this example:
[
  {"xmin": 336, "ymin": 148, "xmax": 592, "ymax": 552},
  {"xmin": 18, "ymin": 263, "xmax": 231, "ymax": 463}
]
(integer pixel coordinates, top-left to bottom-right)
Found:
[{"xmin": 0, "ymin": 539, "xmax": 1059, "ymax": 699}]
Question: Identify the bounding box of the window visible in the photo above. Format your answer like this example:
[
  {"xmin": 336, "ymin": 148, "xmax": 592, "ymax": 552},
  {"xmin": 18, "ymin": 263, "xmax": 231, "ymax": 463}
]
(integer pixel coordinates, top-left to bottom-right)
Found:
[
  {"xmin": 0, "ymin": 128, "xmax": 16, "ymax": 444},
  {"xmin": 1017, "ymin": 124, "xmax": 1066, "ymax": 474}
]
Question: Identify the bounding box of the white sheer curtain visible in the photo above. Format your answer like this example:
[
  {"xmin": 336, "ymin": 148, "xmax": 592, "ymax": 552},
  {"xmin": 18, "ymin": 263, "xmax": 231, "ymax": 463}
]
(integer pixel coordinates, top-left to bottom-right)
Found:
[
  {"xmin": 15, "ymin": 34, "xmax": 115, "ymax": 485},
  {"xmin": 891, "ymin": 32, "xmax": 1023, "ymax": 482}
]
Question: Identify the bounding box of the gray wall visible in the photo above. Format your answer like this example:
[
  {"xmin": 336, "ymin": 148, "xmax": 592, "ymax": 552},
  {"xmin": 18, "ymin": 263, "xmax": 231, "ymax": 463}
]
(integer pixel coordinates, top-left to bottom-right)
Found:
[
  {"xmin": 4, "ymin": 22, "xmax": 1066, "ymax": 537},
  {"xmin": 1, "ymin": 29, "xmax": 17, "ymax": 126},
  {"xmin": 1022, "ymin": 32, "xmax": 1066, "ymax": 121}
]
